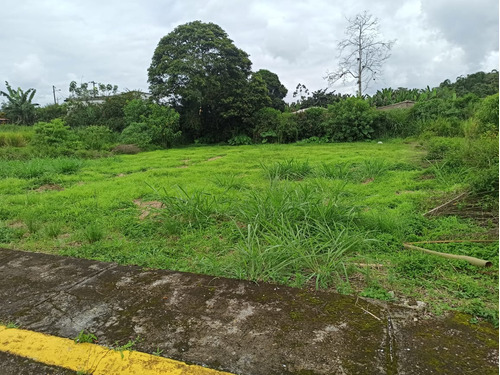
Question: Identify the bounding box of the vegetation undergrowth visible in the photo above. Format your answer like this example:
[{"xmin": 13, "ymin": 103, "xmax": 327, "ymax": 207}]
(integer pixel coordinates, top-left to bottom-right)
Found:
[{"xmin": 0, "ymin": 140, "xmax": 497, "ymax": 326}]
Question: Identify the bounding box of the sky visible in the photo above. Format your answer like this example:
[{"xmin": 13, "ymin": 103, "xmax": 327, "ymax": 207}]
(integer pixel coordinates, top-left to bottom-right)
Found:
[{"xmin": 1, "ymin": 0, "xmax": 498, "ymax": 106}]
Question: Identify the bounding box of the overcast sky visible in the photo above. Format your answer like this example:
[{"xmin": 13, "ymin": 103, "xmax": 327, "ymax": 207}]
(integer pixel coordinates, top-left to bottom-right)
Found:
[{"xmin": 1, "ymin": 0, "xmax": 498, "ymax": 105}]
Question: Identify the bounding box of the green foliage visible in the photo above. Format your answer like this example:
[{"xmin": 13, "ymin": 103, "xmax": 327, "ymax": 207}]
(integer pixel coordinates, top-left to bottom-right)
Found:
[
  {"xmin": 77, "ymin": 125, "xmax": 115, "ymax": 150},
  {"xmin": 84, "ymin": 221, "xmax": 105, "ymax": 243},
  {"xmin": 261, "ymin": 159, "xmax": 312, "ymax": 180},
  {"xmin": 254, "ymin": 69, "xmax": 288, "ymax": 111},
  {"xmin": 360, "ymin": 285, "xmax": 394, "ymax": 301},
  {"xmin": 148, "ymin": 21, "xmax": 268, "ymax": 142},
  {"xmin": 0, "ymin": 81, "xmax": 38, "ymax": 125},
  {"xmin": 120, "ymin": 101, "xmax": 181, "ymax": 149},
  {"xmin": 64, "ymin": 102, "xmax": 103, "ymax": 128},
  {"xmin": 0, "ymin": 131, "xmax": 32, "ymax": 147},
  {"xmin": 440, "ymin": 70, "xmax": 499, "ymax": 98},
  {"xmin": 36, "ymin": 103, "xmax": 68, "ymax": 122},
  {"xmin": 32, "ymin": 119, "xmax": 72, "ymax": 147},
  {"xmin": 0, "ymin": 157, "xmax": 83, "ymax": 179},
  {"xmin": 372, "ymin": 108, "xmax": 416, "ymax": 138},
  {"xmin": 120, "ymin": 122, "xmax": 153, "ymax": 149},
  {"xmin": 228, "ymin": 134, "xmax": 253, "ymax": 146},
  {"xmin": 74, "ymin": 330, "xmax": 98, "ymax": 344},
  {"xmin": 295, "ymin": 107, "xmax": 327, "ymax": 139},
  {"xmin": 252, "ymin": 107, "xmax": 281, "ymax": 142},
  {"xmin": 475, "ymin": 93, "xmax": 499, "ymax": 135},
  {"xmin": 325, "ymin": 97, "xmax": 376, "ymax": 141}
]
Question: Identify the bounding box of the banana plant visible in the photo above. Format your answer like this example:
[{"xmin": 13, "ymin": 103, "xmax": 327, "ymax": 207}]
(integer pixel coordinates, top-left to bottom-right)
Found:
[{"xmin": 0, "ymin": 81, "xmax": 38, "ymax": 125}]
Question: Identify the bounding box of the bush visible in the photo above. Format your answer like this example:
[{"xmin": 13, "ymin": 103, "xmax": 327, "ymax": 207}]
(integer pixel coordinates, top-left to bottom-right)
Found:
[
  {"xmin": 324, "ymin": 97, "xmax": 376, "ymax": 142},
  {"xmin": 228, "ymin": 135, "xmax": 253, "ymax": 146},
  {"xmin": 121, "ymin": 101, "xmax": 181, "ymax": 148},
  {"xmin": 77, "ymin": 125, "xmax": 115, "ymax": 150},
  {"xmin": 277, "ymin": 112, "xmax": 299, "ymax": 143},
  {"xmin": 475, "ymin": 93, "xmax": 499, "ymax": 135},
  {"xmin": 424, "ymin": 117, "xmax": 462, "ymax": 137},
  {"xmin": 372, "ymin": 109, "xmax": 414, "ymax": 138},
  {"xmin": 31, "ymin": 119, "xmax": 83, "ymax": 156},
  {"xmin": 64, "ymin": 102, "xmax": 103, "ymax": 128},
  {"xmin": 294, "ymin": 107, "xmax": 327, "ymax": 140},
  {"xmin": 36, "ymin": 104, "xmax": 68, "ymax": 122},
  {"xmin": 120, "ymin": 122, "xmax": 153, "ymax": 149},
  {"xmin": 252, "ymin": 107, "xmax": 281, "ymax": 143}
]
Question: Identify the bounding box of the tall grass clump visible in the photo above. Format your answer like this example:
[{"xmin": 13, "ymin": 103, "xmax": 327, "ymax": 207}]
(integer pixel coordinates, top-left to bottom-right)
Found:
[
  {"xmin": 232, "ymin": 183, "xmax": 366, "ymax": 287},
  {"xmin": 316, "ymin": 162, "xmax": 352, "ymax": 180},
  {"xmin": 0, "ymin": 158, "xmax": 83, "ymax": 179},
  {"xmin": 0, "ymin": 132, "xmax": 32, "ymax": 147},
  {"xmin": 261, "ymin": 159, "xmax": 312, "ymax": 181},
  {"xmin": 154, "ymin": 186, "xmax": 220, "ymax": 229}
]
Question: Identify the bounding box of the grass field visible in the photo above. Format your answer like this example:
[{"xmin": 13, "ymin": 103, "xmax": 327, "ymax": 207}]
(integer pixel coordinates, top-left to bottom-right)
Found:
[{"xmin": 0, "ymin": 140, "xmax": 498, "ymax": 325}]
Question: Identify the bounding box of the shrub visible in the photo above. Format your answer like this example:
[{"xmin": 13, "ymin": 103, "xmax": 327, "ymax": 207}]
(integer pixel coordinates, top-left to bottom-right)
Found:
[
  {"xmin": 372, "ymin": 109, "xmax": 415, "ymax": 138},
  {"xmin": 424, "ymin": 117, "xmax": 462, "ymax": 137},
  {"xmin": 294, "ymin": 107, "xmax": 327, "ymax": 140},
  {"xmin": 77, "ymin": 125, "xmax": 115, "ymax": 150},
  {"xmin": 121, "ymin": 101, "xmax": 181, "ymax": 148},
  {"xmin": 324, "ymin": 97, "xmax": 376, "ymax": 142},
  {"xmin": 475, "ymin": 93, "xmax": 499, "ymax": 135},
  {"xmin": 32, "ymin": 119, "xmax": 71, "ymax": 146},
  {"xmin": 277, "ymin": 112, "xmax": 298, "ymax": 143},
  {"xmin": 36, "ymin": 104, "xmax": 68, "ymax": 122},
  {"xmin": 252, "ymin": 107, "xmax": 281, "ymax": 143},
  {"xmin": 228, "ymin": 135, "xmax": 253, "ymax": 146},
  {"xmin": 64, "ymin": 102, "xmax": 103, "ymax": 128},
  {"xmin": 120, "ymin": 122, "xmax": 153, "ymax": 149}
]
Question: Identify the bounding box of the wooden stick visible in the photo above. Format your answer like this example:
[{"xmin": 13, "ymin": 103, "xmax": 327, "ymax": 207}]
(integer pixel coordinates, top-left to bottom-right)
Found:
[
  {"xmin": 403, "ymin": 243, "xmax": 492, "ymax": 267},
  {"xmin": 423, "ymin": 192, "xmax": 468, "ymax": 216},
  {"xmin": 409, "ymin": 240, "xmax": 498, "ymax": 244}
]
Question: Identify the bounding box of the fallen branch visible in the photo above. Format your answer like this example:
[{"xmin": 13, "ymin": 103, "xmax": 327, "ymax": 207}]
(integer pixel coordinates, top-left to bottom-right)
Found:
[
  {"xmin": 423, "ymin": 192, "xmax": 468, "ymax": 217},
  {"xmin": 403, "ymin": 243, "xmax": 492, "ymax": 267}
]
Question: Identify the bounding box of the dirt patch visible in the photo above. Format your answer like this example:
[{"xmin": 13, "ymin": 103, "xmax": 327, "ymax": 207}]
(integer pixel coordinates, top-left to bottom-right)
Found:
[
  {"xmin": 116, "ymin": 173, "xmax": 126, "ymax": 177},
  {"xmin": 133, "ymin": 200, "xmax": 164, "ymax": 220},
  {"xmin": 362, "ymin": 178, "xmax": 374, "ymax": 185},
  {"xmin": 7, "ymin": 221, "xmax": 26, "ymax": 229},
  {"xmin": 419, "ymin": 174, "xmax": 435, "ymax": 180},
  {"xmin": 207, "ymin": 156, "xmax": 223, "ymax": 161},
  {"xmin": 35, "ymin": 184, "xmax": 64, "ymax": 192},
  {"xmin": 177, "ymin": 165, "xmax": 189, "ymax": 169}
]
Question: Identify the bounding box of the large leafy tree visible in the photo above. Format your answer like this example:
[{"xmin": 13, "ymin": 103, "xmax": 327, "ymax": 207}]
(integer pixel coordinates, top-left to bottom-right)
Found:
[
  {"xmin": 0, "ymin": 81, "xmax": 39, "ymax": 125},
  {"xmin": 148, "ymin": 21, "xmax": 267, "ymax": 141},
  {"xmin": 325, "ymin": 11, "xmax": 395, "ymax": 97},
  {"xmin": 254, "ymin": 69, "xmax": 288, "ymax": 111}
]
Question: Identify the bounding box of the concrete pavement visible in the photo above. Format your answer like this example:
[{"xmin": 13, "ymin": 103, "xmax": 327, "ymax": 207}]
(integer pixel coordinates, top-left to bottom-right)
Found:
[{"xmin": 0, "ymin": 248, "xmax": 497, "ymax": 374}]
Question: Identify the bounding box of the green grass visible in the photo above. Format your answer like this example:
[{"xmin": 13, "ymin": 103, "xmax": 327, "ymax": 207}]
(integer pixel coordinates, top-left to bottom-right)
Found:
[{"xmin": 0, "ymin": 140, "xmax": 497, "ymax": 325}]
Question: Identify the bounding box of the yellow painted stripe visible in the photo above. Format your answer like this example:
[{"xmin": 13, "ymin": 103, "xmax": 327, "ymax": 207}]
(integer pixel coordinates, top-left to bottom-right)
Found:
[{"xmin": 0, "ymin": 325, "xmax": 234, "ymax": 375}]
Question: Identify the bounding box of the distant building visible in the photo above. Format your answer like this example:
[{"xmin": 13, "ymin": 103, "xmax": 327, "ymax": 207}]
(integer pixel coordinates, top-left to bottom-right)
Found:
[
  {"xmin": 0, "ymin": 118, "xmax": 9, "ymax": 124},
  {"xmin": 376, "ymin": 100, "xmax": 415, "ymax": 111}
]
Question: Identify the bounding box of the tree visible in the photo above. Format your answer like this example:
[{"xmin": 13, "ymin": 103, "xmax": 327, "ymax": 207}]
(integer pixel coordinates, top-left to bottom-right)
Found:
[
  {"xmin": 325, "ymin": 11, "xmax": 395, "ymax": 97},
  {"xmin": 69, "ymin": 81, "xmax": 118, "ymax": 99},
  {"xmin": 254, "ymin": 69, "xmax": 288, "ymax": 111},
  {"xmin": 148, "ymin": 21, "xmax": 265, "ymax": 142},
  {"xmin": 0, "ymin": 81, "xmax": 39, "ymax": 125}
]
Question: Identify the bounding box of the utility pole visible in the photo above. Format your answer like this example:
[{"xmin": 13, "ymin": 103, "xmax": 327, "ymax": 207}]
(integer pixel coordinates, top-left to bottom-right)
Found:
[
  {"xmin": 52, "ymin": 86, "xmax": 57, "ymax": 104},
  {"xmin": 90, "ymin": 81, "xmax": 97, "ymax": 97}
]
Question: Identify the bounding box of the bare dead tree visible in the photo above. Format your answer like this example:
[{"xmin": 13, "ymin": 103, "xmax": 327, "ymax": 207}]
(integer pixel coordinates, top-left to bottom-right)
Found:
[{"xmin": 325, "ymin": 11, "xmax": 395, "ymax": 97}]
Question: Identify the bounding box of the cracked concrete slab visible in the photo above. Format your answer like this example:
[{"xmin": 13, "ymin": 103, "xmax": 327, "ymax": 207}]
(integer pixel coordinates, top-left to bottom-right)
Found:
[{"xmin": 0, "ymin": 248, "xmax": 497, "ymax": 375}]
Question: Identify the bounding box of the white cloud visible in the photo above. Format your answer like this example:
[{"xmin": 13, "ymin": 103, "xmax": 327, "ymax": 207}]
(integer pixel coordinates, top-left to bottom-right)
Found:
[{"xmin": 0, "ymin": 0, "xmax": 497, "ymax": 105}]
